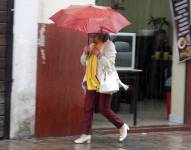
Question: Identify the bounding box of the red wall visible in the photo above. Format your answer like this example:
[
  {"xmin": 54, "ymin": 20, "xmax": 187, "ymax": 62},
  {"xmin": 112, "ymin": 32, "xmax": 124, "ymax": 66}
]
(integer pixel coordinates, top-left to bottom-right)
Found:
[
  {"xmin": 35, "ymin": 24, "xmax": 88, "ymax": 137},
  {"xmin": 185, "ymin": 59, "xmax": 191, "ymax": 124}
]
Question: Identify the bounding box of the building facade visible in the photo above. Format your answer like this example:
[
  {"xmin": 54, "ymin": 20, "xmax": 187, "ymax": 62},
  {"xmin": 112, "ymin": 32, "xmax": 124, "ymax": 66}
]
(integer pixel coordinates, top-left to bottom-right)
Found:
[{"xmin": 0, "ymin": 0, "xmax": 190, "ymax": 139}]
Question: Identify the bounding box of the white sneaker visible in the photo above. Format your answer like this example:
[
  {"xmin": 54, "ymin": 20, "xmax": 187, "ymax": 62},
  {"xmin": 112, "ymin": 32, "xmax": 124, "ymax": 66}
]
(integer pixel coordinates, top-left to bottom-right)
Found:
[
  {"xmin": 119, "ymin": 123, "xmax": 130, "ymax": 142},
  {"xmin": 74, "ymin": 134, "xmax": 91, "ymax": 144}
]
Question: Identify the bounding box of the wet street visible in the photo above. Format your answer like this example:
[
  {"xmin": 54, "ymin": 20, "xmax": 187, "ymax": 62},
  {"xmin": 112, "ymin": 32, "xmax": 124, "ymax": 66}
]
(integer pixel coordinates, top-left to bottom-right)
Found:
[{"xmin": 0, "ymin": 131, "xmax": 191, "ymax": 150}]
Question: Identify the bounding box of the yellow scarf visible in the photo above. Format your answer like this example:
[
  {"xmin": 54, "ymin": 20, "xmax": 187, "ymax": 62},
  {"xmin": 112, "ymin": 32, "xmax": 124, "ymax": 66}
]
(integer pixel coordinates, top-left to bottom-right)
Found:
[{"xmin": 86, "ymin": 43, "xmax": 103, "ymax": 91}]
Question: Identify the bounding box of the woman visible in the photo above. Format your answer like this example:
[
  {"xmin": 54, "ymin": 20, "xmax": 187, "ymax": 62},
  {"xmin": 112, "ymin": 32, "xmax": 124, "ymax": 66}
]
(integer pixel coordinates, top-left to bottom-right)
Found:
[{"xmin": 74, "ymin": 33, "xmax": 129, "ymax": 144}]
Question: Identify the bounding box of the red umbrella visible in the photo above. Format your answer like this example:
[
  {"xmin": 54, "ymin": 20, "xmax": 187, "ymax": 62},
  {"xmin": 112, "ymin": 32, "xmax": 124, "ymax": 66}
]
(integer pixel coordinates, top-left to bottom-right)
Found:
[{"xmin": 50, "ymin": 4, "xmax": 131, "ymax": 33}]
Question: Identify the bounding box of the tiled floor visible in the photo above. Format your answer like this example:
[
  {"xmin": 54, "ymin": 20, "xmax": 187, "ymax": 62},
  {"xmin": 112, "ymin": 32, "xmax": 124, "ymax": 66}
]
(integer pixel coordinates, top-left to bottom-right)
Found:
[
  {"xmin": 93, "ymin": 99, "xmax": 180, "ymax": 128},
  {"xmin": 0, "ymin": 131, "xmax": 191, "ymax": 150}
]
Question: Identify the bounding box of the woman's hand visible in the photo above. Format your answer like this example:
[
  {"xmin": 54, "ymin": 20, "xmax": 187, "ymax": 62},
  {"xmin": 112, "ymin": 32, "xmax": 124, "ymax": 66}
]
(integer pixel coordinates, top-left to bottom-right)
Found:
[
  {"xmin": 84, "ymin": 45, "xmax": 100, "ymax": 56},
  {"xmin": 91, "ymin": 47, "xmax": 100, "ymax": 56},
  {"xmin": 84, "ymin": 45, "xmax": 91, "ymax": 54}
]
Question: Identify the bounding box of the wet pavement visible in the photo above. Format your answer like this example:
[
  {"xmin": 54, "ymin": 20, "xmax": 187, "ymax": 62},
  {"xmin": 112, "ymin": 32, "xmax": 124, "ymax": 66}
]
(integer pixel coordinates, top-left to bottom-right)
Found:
[{"xmin": 0, "ymin": 131, "xmax": 191, "ymax": 150}]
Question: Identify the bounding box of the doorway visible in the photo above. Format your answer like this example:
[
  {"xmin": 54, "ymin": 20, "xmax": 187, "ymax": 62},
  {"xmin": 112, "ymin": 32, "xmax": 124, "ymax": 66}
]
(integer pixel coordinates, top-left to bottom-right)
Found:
[{"xmin": 93, "ymin": 0, "xmax": 178, "ymax": 128}]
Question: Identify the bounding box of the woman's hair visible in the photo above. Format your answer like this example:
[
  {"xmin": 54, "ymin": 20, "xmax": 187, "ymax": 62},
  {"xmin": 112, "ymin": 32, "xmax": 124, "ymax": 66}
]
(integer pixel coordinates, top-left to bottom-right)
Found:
[
  {"xmin": 97, "ymin": 33, "xmax": 110, "ymax": 42},
  {"xmin": 88, "ymin": 33, "xmax": 110, "ymax": 43}
]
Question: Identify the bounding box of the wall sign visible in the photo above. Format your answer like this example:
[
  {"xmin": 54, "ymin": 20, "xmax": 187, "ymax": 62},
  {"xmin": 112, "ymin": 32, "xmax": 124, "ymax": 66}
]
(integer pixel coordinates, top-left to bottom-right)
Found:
[{"xmin": 171, "ymin": 0, "xmax": 191, "ymax": 62}]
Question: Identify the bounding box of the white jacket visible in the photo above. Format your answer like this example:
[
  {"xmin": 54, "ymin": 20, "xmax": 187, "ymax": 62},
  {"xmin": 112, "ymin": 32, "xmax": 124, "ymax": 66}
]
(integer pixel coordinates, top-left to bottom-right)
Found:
[{"xmin": 80, "ymin": 40, "xmax": 128, "ymax": 93}]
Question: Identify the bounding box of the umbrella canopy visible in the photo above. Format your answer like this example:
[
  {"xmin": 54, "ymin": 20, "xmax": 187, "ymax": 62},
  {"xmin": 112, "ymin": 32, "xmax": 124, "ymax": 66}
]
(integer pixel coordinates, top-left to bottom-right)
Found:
[{"xmin": 50, "ymin": 4, "xmax": 131, "ymax": 33}]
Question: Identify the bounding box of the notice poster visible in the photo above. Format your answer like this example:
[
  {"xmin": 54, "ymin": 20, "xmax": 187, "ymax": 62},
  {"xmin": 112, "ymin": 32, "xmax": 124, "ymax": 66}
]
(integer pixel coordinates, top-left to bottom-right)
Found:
[{"xmin": 171, "ymin": 0, "xmax": 191, "ymax": 62}]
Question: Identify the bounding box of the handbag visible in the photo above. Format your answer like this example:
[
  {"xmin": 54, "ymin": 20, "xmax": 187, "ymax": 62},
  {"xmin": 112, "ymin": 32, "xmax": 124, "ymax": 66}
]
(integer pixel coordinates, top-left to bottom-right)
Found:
[{"xmin": 99, "ymin": 71, "xmax": 119, "ymax": 94}]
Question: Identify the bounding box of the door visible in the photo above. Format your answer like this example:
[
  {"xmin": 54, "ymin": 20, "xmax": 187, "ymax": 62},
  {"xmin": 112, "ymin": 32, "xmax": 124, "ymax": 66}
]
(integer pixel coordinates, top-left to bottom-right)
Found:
[
  {"xmin": 35, "ymin": 24, "xmax": 87, "ymax": 137},
  {"xmin": 0, "ymin": 0, "xmax": 9, "ymax": 138}
]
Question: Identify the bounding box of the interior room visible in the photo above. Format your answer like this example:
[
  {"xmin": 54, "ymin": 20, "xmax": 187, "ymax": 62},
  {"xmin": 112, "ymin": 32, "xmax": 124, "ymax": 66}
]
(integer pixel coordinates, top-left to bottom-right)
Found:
[{"xmin": 93, "ymin": 0, "xmax": 179, "ymax": 128}]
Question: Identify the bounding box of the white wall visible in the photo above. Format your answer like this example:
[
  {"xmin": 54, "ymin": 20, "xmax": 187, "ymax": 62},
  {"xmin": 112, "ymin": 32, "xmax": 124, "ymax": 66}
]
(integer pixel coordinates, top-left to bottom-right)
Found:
[
  {"xmin": 38, "ymin": 0, "xmax": 95, "ymax": 23},
  {"xmin": 10, "ymin": 0, "xmax": 38, "ymax": 138},
  {"xmin": 11, "ymin": 0, "xmax": 95, "ymax": 138}
]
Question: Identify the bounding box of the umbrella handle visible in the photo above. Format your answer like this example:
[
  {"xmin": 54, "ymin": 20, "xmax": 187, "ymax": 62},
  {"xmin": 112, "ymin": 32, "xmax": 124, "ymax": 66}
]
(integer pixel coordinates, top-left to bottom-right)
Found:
[
  {"xmin": 88, "ymin": 34, "xmax": 90, "ymax": 45},
  {"xmin": 100, "ymin": 26, "xmax": 103, "ymax": 33}
]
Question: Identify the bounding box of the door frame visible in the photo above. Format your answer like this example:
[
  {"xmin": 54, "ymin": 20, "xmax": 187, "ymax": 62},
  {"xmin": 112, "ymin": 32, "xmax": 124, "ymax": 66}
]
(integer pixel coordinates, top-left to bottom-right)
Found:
[{"xmin": 3, "ymin": 0, "xmax": 14, "ymax": 139}]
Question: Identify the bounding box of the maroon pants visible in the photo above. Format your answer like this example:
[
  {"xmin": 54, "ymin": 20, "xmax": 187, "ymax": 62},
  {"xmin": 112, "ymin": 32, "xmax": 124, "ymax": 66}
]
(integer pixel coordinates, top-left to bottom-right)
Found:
[{"xmin": 81, "ymin": 90, "xmax": 124, "ymax": 134}]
